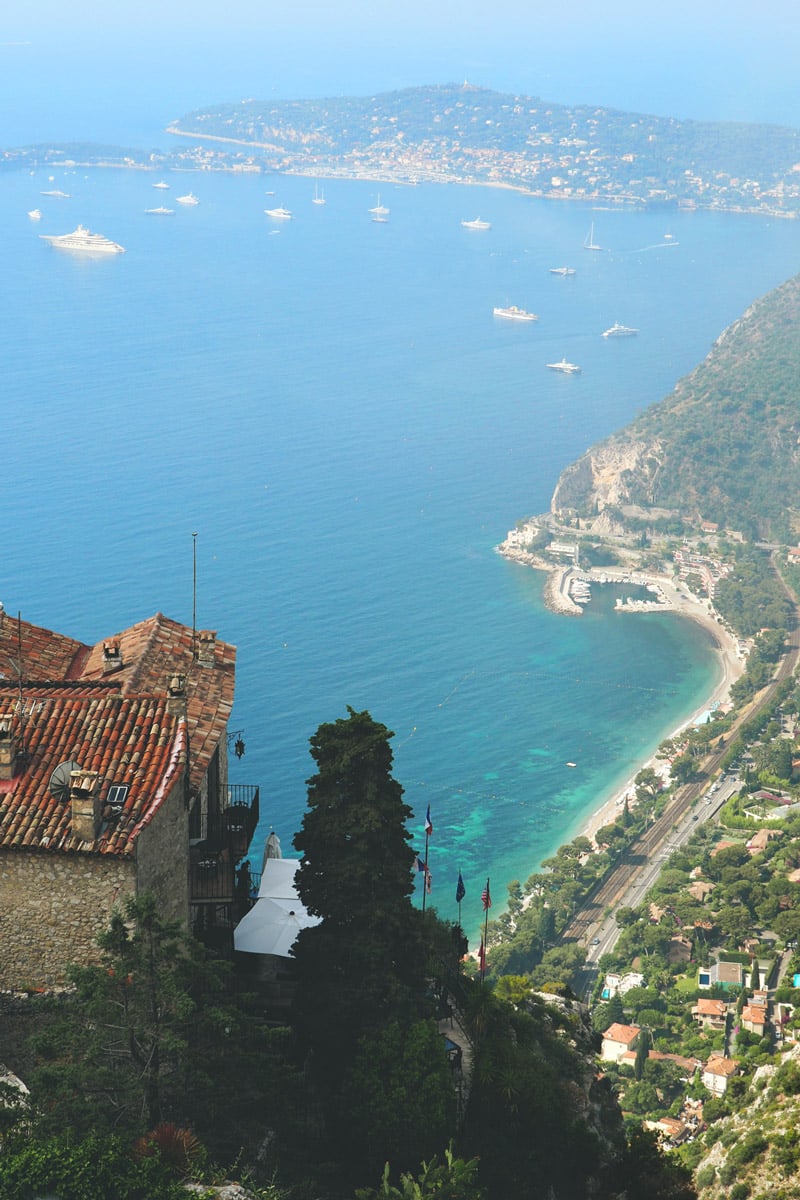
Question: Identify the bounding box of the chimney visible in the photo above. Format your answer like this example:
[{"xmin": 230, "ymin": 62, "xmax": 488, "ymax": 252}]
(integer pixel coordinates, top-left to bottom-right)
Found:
[
  {"xmin": 0, "ymin": 714, "xmax": 16, "ymax": 780},
  {"xmin": 197, "ymin": 630, "xmax": 217, "ymax": 667},
  {"xmin": 167, "ymin": 672, "xmax": 187, "ymax": 717},
  {"xmin": 102, "ymin": 639, "xmax": 123, "ymax": 674},
  {"xmin": 70, "ymin": 769, "xmax": 102, "ymax": 842}
]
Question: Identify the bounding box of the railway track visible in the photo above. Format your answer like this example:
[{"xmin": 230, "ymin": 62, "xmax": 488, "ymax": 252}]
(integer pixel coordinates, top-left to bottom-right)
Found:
[{"xmin": 561, "ymin": 557, "xmax": 800, "ymax": 951}]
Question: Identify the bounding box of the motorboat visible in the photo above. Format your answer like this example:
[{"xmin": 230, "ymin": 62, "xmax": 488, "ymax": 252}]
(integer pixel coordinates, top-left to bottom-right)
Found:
[
  {"xmin": 493, "ymin": 305, "xmax": 538, "ymax": 321},
  {"xmin": 546, "ymin": 357, "xmax": 581, "ymax": 374}
]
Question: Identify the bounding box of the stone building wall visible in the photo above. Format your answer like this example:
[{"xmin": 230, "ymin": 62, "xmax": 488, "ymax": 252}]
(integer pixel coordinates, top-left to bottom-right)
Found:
[
  {"xmin": 0, "ymin": 851, "xmax": 135, "ymax": 990},
  {"xmin": 135, "ymin": 773, "xmax": 190, "ymax": 928}
]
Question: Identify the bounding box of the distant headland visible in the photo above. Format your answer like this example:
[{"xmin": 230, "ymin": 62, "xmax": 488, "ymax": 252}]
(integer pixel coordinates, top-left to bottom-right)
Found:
[{"xmin": 6, "ymin": 82, "xmax": 800, "ymax": 217}]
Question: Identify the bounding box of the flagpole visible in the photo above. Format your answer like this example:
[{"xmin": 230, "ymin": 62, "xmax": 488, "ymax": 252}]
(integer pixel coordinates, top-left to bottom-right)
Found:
[
  {"xmin": 422, "ymin": 826, "xmax": 430, "ymax": 915},
  {"xmin": 481, "ymin": 876, "xmax": 491, "ymax": 984}
]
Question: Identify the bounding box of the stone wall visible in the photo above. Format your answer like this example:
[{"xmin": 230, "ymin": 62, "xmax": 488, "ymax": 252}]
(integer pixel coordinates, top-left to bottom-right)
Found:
[
  {"xmin": 135, "ymin": 774, "xmax": 190, "ymax": 927},
  {"xmin": 0, "ymin": 851, "xmax": 135, "ymax": 990}
]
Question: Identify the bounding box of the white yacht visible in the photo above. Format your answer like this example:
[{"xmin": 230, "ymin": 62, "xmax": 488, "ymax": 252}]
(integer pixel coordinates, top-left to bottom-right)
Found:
[
  {"xmin": 493, "ymin": 305, "xmax": 538, "ymax": 322},
  {"xmin": 369, "ymin": 195, "xmax": 390, "ymax": 216},
  {"xmin": 40, "ymin": 225, "xmax": 125, "ymax": 254},
  {"xmin": 27, "ymin": 209, "xmax": 42, "ymax": 220},
  {"xmin": 546, "ymin": 357, "xmax": 581, "ymax": 374},
  {"xmin": 145, "ymin": 206, "xmax": 175, "ymax": 215},
  {"xmin": 602, "ymin": 322, "xmax": 638, "ymax": 337},
  {"xmin": 265, "ymin": 206, "xmax": 293, "ymax": 219},
  {"xmin": 176, "ymin": 193, "xmax": 199, "ymax": 205},
  {"xmin": 461, "ymin": 216, "xmax": 491, "ymax": 230},
  {"xmin": 152, "ymin": 181, "xmax": 170, "ymax": 190},
  {"xmin": 549, "ymin": 266, "xmax": 576, "ymax": 276},
  {"xmin": 584, "ymin": 222, "xmax": 602, "ymax": 251},
  {"xmin": 40, "ymin": 189, "xmax": 70, "ymax": 198},
  {"xmin": 312, "ymin": 184, "xmax": 326, "ymax": 206}
]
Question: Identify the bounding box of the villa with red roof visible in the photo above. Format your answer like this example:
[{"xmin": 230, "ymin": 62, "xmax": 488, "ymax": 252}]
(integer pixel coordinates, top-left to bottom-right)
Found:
[
  {"xmin": 0, "ymin": 610, "xmax": 259, "ymax": 989},
  {"xmin": 600, "ymin": 1022, "xmax": 641, "ymax": 1063}
]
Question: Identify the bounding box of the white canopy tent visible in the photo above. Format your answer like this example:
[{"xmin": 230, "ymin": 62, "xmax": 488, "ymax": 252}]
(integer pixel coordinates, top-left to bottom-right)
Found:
[{"xmin": 234, "ymin": 857, "xmax": 320, "ymax": 958}]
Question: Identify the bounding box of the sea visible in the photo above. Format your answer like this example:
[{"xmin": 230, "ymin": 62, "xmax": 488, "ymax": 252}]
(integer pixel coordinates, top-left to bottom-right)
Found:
[{"xmin": 4, "ymin": 65, "xmax": 800, "ymax": 937}]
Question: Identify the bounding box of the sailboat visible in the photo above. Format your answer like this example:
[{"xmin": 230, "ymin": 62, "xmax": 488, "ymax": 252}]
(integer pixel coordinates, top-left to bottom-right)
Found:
[
  {"xmin": 369, "ymin": 194, "xmax": 390, "ymax": 216},
  {"xmin": 584, "ymin": 221, "xmax": 602, "ymax": 251},
  {"xmin": 312, "ymin": 183, "xmax": 326, "ymax": 206}
]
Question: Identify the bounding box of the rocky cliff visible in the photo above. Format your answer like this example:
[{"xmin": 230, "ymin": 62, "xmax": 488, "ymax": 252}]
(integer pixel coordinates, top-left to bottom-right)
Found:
[{"xmin": 548, "ymin": 273, "xmax": 800, "ymax": 540}]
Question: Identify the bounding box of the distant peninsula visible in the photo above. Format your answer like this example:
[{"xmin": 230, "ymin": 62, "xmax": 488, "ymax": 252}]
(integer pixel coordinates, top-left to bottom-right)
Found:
[
  {"xmin": 7, "ymin": 82, "xmax": 800, "ymax": 217},
  {"xmin": 165, "ymin": 82, "xmax": 800, "ymax": 217}
]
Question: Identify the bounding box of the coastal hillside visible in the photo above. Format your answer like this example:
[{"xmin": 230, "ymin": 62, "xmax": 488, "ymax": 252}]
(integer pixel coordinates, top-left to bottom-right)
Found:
[
  {"xmin": 168, "ymin": 83, "xmax": 800, "ymax": 215},
  {"xmin": 551, "ymin": 273, "xmax": 800, "ymax": 541}
]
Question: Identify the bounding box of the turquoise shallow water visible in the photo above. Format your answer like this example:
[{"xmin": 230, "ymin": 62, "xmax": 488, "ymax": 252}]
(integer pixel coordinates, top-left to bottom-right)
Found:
[{"xmin": 2, "ymin": 164, "xmax": 800, "ymax": 933}]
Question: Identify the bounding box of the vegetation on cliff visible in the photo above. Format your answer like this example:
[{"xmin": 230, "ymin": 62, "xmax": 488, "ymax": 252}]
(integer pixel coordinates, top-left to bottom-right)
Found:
[{"xmin": 553, "ymin": 274, "xmax": 800, "ymax": 543}]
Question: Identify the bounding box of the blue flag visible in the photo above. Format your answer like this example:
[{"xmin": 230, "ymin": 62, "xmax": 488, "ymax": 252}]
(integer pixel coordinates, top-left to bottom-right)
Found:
[{"xmin": 455, "ymin": 872, "xmax": 466, "ymax": 903}]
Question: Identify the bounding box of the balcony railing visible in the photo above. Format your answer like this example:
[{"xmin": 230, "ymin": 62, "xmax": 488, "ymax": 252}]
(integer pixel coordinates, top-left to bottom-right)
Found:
[{"xmin": 190, "ymin": 784, "xmax": 260, "ymax": 906}]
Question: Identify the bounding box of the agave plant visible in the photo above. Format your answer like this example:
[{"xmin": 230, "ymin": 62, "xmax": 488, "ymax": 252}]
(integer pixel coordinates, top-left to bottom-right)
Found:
[{"xmin": 133, "ymin": 1122, "xmax": 205, "ymax": 1179}]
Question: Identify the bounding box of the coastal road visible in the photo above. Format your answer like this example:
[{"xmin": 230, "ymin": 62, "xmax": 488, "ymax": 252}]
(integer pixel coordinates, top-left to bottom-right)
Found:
[{"xmin": 565, "ymin": 561, "xmax": 800, "ymax": 1000}]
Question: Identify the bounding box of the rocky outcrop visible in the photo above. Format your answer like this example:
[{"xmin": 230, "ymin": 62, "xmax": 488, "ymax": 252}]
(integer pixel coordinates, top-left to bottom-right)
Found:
[{"xmin": 551, "ymin": 437, "xmax": 665, "ymax": 519}]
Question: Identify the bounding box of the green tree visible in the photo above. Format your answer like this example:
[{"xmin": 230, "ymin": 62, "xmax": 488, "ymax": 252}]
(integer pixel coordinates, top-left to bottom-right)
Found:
[
  {"xmin": 291, "ymin": 709, "xmax": 443, "ymax": 1161},
  {"xmin": 28, "ymin": 895, "xmax": 239, "ymax": 1140},
  {"xmin": 634, "ymin": 1027, "xmax": 651, "ymax": 1081},
  {"xmin": 340, "ymin": 1020, "xmax": 456, "ymax": 1176}
]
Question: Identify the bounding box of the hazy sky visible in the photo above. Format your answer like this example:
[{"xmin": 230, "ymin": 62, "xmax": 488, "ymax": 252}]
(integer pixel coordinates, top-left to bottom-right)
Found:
[{"xmin": 3, "ymin": 0, "xmax": 800, "ymax": 143}]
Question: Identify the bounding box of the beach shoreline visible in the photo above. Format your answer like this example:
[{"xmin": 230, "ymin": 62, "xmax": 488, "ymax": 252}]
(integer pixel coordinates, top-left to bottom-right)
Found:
[{"xmin": 498, "ymin": 548, "xmax": 747, "ymax": 851}]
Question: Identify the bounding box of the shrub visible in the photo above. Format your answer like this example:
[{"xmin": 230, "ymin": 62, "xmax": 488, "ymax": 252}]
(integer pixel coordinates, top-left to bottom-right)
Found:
[
  {"xmin": 0, "ymin": 1133, "xmax": 184, "ymax": 1200},
  {"xmin": 696, "ymin": 1165, "xmax": 717, "ymax": 1189}
]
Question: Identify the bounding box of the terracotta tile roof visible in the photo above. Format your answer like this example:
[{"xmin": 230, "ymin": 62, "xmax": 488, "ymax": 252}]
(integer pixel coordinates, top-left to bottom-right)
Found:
[
  {"xmin": 704, "ymin": 1056, "xmax": 738, "ymax": 1077},
  {"xmin": 0, "ymin": 612, "xmax": 234, "ymax": 792},
  {"xmin": 0, "ymin": 614, "xmax": 86, "ymax": 682},
  {"xmin": 0, "ymin": 688, "xmax": 187, "ymax": 856},
  {"xmin": 741, "ymin": 1004, "xmax": 768, "ymax": 1026},
  {"xmin": 695, "ymin": 998, "xmax": 727, "ymax": 1017},
  {"xmin": 603, "ymin": 1023, "xmax": 641, "ymax": 1045}
]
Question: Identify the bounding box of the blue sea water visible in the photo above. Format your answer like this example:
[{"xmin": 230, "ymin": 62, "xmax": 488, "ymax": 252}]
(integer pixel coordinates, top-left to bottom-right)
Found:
[{"xmin": 3, "ymin": 158, "xmax": 800, "ymax": 934}]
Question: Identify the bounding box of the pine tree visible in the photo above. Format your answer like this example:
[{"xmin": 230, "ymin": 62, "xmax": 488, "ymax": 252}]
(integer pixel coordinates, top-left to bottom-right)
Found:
[{"xmin": 292, "ymin": 709, "xmax": 428, "ymax": 1090}]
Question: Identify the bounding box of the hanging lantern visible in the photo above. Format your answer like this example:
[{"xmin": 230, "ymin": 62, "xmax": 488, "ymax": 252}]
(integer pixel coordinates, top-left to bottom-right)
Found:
[{"xmin": 234, "ymin": 736, "xmax": 245, "ymax": 760}]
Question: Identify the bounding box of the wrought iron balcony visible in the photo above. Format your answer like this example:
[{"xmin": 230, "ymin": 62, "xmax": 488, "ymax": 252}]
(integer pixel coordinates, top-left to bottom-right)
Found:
[{"xmin": 190, "ymin": 784, "xmax": 259, "ymax": 905}]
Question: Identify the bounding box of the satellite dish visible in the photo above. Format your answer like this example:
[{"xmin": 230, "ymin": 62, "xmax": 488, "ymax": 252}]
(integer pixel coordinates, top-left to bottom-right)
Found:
[{"xmin": 48, "ymin": 760, "xmax": 81, "ymax": 803}]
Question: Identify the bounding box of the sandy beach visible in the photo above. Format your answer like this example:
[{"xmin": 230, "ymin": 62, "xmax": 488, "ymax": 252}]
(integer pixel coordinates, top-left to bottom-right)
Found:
[
  {"xmin": 498, "ymin": 549, "xmax": 748, "ymax": 852},
  {"xmin": 575, "ymin": 569, "xmax": 745, "ymax": 847}
]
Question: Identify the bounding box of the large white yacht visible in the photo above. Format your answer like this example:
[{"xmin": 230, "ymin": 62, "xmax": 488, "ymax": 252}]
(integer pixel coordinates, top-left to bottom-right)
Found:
[
  {"xmin": 145, "ymin": 206, "xmax": 175, "ymax": 215},
  {"xmin": 546, "ymin": 357, "xmax": 581, "ymax": 374},
  {"xmin": 40, "ymin": 225, "xmax": 125, "ymax": 254},
  {"xmin": 493, "ymin": 305, "xmax": 538, "ymax": 322},
  {"xmin": 265, "ymin": 206, "xmax": 293, "ymax": 219},
  {"xmin": 176, "ymin": 192, "xmax": 199, "ymax": 205},
  {"xmin": 369, "ymin": 195, "xmax": 390, "ymax": 215},
  {"xmin": 27, "ymin": 209, "xmax": 42, "ymax": 221},
  {"xmin": 152, "ymin": 181, "xmax": 170, "ymax": 189},
  {"xmin": 602, "ymin": 322, "xmax": 639, "ymax": 338},
  {"xmin": 461, "ymin": 216, "xmax": 491, "ymax": 230},
  {"xmin": 40, "ymin": 189, "xmax": 70, "ymax": 198},
  {"xmin": 549, "ymin": 266, "xmax": 576, "ymax": 276}
]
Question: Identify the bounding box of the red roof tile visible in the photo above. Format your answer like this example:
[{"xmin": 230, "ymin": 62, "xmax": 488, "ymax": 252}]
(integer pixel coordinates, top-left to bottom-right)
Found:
[
  {"xmin": 0, "ymin": 690, "xmax": 187, "ymax": 857},
  {"xmin": 0, "ymin": 612, "xmax": 234, "ymax": 792}
]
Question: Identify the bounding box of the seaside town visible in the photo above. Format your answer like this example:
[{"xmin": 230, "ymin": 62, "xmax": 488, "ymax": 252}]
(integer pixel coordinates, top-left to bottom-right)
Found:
[
  {"xmin": 484, "ymin": 499, "xmax": 800, "ymax": 1194},
  {"xmin": 7, "ymin": 82, "xmax": 800, "ymax": 219}
]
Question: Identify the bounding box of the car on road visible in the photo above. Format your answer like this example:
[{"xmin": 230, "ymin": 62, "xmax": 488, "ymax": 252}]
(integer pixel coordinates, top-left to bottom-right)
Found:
[{"xmin": 591, "ymin": 936, "xmax": 601, "ymax": 946}]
